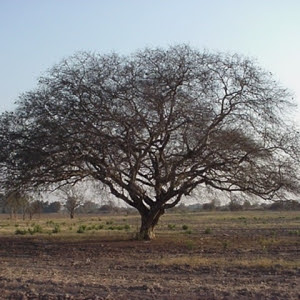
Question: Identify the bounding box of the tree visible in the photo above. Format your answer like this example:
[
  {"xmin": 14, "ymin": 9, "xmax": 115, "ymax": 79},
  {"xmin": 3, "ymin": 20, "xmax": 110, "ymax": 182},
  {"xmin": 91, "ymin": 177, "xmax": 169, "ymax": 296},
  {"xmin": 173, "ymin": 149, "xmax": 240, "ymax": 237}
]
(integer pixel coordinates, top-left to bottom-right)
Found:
[
  {"xmin": 4, "ymin": 190, "xmax": 30, "ymax": 219},
  {"xmin": 78, "ymin": 200, "xmax": 99, "ymax": 214},
  {"xmin": 43, "ymin": 201, "xmax": 61, "ymax": 213},
  {"xmin": 0, "ymin": 45, "xmax": 299, "ymax": 239},
  {"xmin": 0, "ymin": 193, "xmax": 5, "ymax": 213},
  {"xmin": 26, "ymin": 199, "xmax": 44, "ymax": 220},
  {"xmin": 59, "ymin": 185, "xmax": 83, "ymax": 219}
]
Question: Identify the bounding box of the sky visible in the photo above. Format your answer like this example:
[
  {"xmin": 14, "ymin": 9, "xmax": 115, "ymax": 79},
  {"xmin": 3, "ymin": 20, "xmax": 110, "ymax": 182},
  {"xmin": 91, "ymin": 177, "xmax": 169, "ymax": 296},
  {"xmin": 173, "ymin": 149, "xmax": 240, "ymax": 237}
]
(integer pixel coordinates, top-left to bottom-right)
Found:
[{"xmin": 1, "ymin": 0, "xmax": 300, "ymax": 122}]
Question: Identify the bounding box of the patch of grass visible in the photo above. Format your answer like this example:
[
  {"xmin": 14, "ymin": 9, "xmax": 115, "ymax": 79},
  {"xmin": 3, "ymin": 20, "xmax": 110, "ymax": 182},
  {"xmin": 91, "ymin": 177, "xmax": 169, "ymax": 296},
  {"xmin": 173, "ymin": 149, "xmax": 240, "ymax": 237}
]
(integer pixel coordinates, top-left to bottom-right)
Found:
[
  {"xmin": 288, "ymin": 230, "xmax": 300, "ymax": 236},
  {"xmin": 148, "ymin": 256, "xmax": 299, "ymax": 269},
  {"xmin": 222, "ymin": 240, "xmax": 230, "ymax": 251},
  {"xmin": 185, "ymin": 240, "xmax": 196, "ymax": 250},
  {"xmin": 0, "ymin": 223, "xmax": 10, "ymax": 228},
  {"xmin": 258, "ymin": 237, "xmax": 277, "ymax": 251}
]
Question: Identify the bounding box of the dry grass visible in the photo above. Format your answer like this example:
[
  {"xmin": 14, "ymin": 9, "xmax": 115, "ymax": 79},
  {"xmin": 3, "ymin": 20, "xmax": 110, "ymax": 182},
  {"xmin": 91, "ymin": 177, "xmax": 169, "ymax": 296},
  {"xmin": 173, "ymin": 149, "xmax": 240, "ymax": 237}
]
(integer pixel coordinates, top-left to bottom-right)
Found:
[{"xmin": 148, "ymin": 255, "xmax": 300, "ymax": 269}]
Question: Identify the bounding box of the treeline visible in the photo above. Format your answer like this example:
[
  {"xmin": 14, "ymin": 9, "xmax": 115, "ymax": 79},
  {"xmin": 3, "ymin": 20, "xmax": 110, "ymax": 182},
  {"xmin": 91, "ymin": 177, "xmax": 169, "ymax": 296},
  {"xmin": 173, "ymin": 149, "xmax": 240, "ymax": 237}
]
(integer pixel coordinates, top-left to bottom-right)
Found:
[
  {"xmin": 0, "ymin": 192, "xmax": 133, "ymax": 219},
  {"xmin": 0, "ymin": 193, "xmax": 62, "ymax": 219},
  {"xmin": 171, "ymin": 199, "xmax": 300, "ymax": 212},
  {"xmin": 1, "ymin": 192, "xmax": 299, "ymax": 220}
]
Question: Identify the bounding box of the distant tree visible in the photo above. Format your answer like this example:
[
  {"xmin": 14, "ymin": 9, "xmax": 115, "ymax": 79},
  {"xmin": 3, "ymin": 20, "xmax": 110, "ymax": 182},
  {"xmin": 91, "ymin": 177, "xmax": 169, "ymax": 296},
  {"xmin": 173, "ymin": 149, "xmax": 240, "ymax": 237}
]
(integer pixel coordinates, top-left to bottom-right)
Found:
[
  {"xmin": 269, "ymin": 200, "xmax": 300, "ymax": 211},
  {"xmin": 228, "ymin": 199, "xmax": 243, "ymax": 211},
  {"xmin": 0, "ymin": 193, "xmax": 4, "ymax": 213},
  {"xmin": 242, "ymin": 200, "xmax": 252, "ymax": 210},
  {"xmin": 4, "ymin": 190, "xmax": 29, "ymax": 219},
  {"xmin": 59, "ymin": 185, "xmax": 83, "ymax": 219},
  {"xmin": 0, "ymin": 45, "xmax": 299, "ymax": 239},
  {"xmin": 27, "ymin": 200, "xmax": 44, "ymax": 220},
  {"xmin": 78, "ymin": 200, "xmax": 99, "ymax": 214},
  {"xmin": 202, "ymin": 202, "xmax": 216, "ymax": 211},
  {"xmin": 43, "ymin": 201, "xmax": 61, "ymax": 213}
]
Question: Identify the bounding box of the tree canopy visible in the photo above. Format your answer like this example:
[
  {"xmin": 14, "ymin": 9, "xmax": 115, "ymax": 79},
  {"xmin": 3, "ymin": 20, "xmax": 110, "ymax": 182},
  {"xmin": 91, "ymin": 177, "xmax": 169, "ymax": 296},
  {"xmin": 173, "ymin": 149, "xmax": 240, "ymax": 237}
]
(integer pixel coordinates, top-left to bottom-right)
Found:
[{"xmin": 0, "ymin": 45, "xmax": 299, "ymax": 239}]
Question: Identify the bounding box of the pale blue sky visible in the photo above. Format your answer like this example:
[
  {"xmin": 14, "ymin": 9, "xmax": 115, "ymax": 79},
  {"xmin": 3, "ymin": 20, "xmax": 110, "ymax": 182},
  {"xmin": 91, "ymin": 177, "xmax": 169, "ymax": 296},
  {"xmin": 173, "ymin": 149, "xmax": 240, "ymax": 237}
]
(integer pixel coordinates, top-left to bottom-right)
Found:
[{"xmin": 1, "ymin": 0, "xmax": 300, "ymax": 120}]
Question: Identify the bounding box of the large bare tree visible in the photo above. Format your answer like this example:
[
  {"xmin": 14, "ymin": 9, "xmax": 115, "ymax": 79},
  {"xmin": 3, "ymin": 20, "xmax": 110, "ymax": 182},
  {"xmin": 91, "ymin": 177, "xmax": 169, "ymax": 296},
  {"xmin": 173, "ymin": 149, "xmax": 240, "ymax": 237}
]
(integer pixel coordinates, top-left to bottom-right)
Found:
[{"xmin": 0, "ymin": 45, "xmax": 299, "ymax": 239}]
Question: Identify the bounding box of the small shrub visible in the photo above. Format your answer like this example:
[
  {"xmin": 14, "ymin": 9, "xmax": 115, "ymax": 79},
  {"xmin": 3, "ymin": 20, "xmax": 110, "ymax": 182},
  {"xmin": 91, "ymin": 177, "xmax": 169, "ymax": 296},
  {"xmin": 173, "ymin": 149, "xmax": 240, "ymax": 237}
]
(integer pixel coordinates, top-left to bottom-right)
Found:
[
  {"xmin": 124, "ymin": 224, "xmax": 130, "ymax": 230},
  {"xmin": 106, "ymin": 220, "xmax": 113, "ymax": 225},
  {"xmin": 185, "ymin": 229, "xmax": 192, "ymax": 235},
  {"xmin": 182, "ymin": 225, "xmax": 189, "ymax": 230},
  {"xmin": 97, "ymin": 224, "xmax": 104, "ymax": 230},
  {"xmin": 87, "ymin": 225, "xmax": 95, "ymax": 231},
  {"xmin": 168, "ymin": 224, "xmax": 176, "ymax": 230},
  {"xmin": 28, "ymin": 224, "xmax": 43, "ymax": 235},
  {"xmin": 15, "ymin": 228, "xmax": 27, "ymax": 235},
  {"xmin": 28, "ymin": 228, "xmax": 35, "ymax": 235},
  {"xmin": 222, "ymin": 240, "xmax": 230, "ymax": 250},
  {"xmin": 204, "ymin": 227, "xmax": 212, "ymax": 234},
  {"xmin": 77, "ymin": 225, "xmax": 86, "ymax": 233},
  {"xmin": 52, "ymin": 224, "xmax": 61, "ymax": 234},
  {"xmin": 34, "ymin": 224, "xmax": 43, "ymax": 233},
  {"xmin": 288, "ymin": 230, "xmax": 300, "ymax": 236}
]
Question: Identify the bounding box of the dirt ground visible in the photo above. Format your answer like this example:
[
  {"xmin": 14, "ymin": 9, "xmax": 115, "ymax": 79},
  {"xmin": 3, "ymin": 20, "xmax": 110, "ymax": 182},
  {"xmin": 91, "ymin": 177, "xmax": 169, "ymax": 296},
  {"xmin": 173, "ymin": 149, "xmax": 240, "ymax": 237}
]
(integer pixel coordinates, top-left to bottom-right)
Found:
[{"xmin": 0, "ymin": 212, "xmax": 299, "ymax": 299}]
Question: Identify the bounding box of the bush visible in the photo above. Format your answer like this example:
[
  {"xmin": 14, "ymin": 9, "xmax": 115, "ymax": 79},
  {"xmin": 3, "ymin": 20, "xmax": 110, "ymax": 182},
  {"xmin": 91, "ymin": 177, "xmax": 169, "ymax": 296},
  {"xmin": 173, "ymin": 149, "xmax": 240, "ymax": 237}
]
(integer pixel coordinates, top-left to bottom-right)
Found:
[
  {"xmin": 77, "ymin": 225, "xmax": 86, "ymax": 233},
  {"xmin": 228, "ymin": 200, "xmax": 243, "ymax": 211},
  {"xmin": 15, "ymin": 228, "xmax": 27, "ymax": 235},
  {"xmin": 182, "ymin": 225, "xmax": 189, "ymax": 230},
  {"xmin": 52, "ymin": 224, "xmax": 61, "ymax": 234},
  {"xmin": 28, "ymin": 224, "xmax": 43, "ymax": 235},
  {"xmin": 204, "ymin": 227, "xmax": 212, "ymax": 234},
  {"xmin": 202, "ymin": 202, "xmax": 215, "ymax": 211},
  {"xmin": 167, "ymin": 224, "xmax": 176, "ymax": 230}
]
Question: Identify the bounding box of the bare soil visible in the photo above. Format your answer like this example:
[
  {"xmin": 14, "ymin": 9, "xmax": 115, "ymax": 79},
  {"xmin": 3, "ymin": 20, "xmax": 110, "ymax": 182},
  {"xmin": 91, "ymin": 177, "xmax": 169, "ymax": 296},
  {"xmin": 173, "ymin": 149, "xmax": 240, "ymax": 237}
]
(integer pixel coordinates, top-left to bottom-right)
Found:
[{"xmin": 0, "ymin": 212, "xmax": 299, "ymax": 299}]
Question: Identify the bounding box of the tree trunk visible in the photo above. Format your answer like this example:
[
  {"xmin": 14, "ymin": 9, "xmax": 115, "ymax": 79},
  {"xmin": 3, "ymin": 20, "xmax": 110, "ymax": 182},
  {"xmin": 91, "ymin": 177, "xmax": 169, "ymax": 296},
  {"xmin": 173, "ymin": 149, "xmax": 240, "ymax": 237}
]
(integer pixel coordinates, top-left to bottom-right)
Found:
[{"xmin": 138, "ymin": 209, "xmax": 164, "ymax": 240}]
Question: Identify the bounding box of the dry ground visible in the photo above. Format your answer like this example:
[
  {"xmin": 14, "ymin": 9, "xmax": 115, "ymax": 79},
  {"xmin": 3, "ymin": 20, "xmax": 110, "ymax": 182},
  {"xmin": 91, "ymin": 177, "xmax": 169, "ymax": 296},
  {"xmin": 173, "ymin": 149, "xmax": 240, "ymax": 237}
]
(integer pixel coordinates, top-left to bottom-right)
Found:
[{"xmin": 0, "ymin": 211, "xmax": 299, "ymax": 299}]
